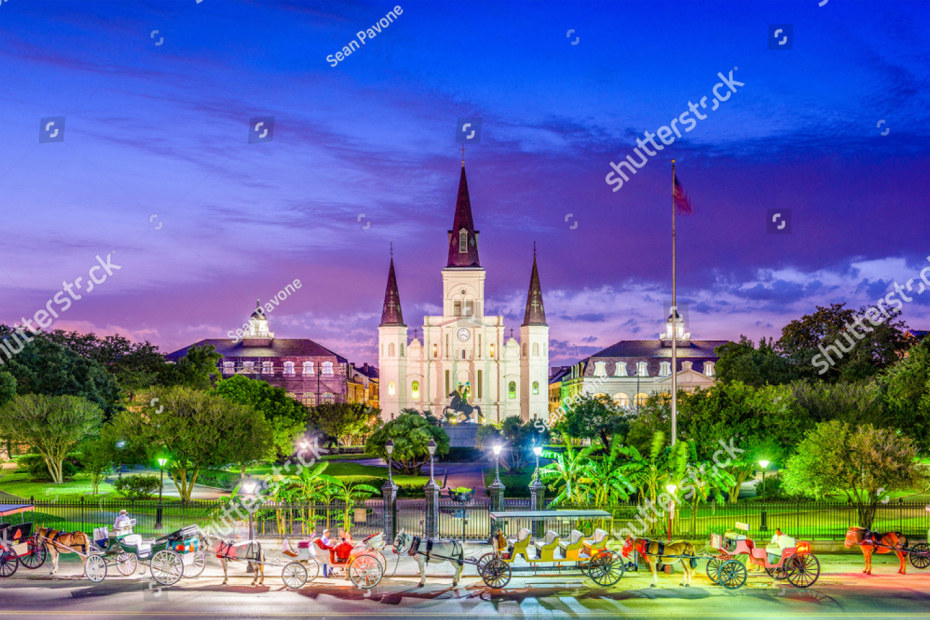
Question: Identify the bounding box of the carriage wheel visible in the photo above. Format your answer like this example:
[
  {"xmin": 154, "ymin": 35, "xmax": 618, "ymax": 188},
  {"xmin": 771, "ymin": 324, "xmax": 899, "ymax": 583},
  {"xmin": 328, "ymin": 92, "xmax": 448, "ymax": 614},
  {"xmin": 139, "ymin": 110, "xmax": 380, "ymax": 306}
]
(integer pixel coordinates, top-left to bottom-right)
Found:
[
  {"xmin": 282, "ymin": 561, "xmax": 309, "ymax": 590},
  {"xmin": 348, "ymin": 554, "xmax": 383, "ymax": 590},
  {"xmin": 116, "ymin": 552, "xmax": 138, "ymax": 576},
  {"xmin": 764, "ymin": 565, "xmax": 787, "ymax": 580},
  {"xmin": 372, "ymin": 550, "xmax": 387, "ymax": 572},
  {"xmin": 588, "ymin": 550, "xmax": 625, "ymax": 586},
  {"xmin": 183, "ymin": 550, "xmax": 206, "ymax": 578},
  {"xmin": 718, "ymin": 559, "xmax": 747, "ymax": 590},
  {"xmin": 480, "ymin": 557, "xmax": 511, "ymax": 589},
  {"xmin": 0, "ymin": 548, "xmax": 19, "ymax": 578},
  {"xmin": 475, "ymin": 552, "xmax": 494, "ymax": 577},
  {"xmin": 706, "ymin": 558, "xmax": 723, "ymax": 584},
  {"xmin": 84, "ymin": 554, "xmax": 107, "ymax": 583},
  {"xmin": 19, "ymin": 541, "xmax": 47, "ymax": 570},
  {"xmin": 784, "ymin": 554, "xmax": 820, "ymax": 588},
  {"xmin": 150, "ymin": 549, "xmax": 184, "ymax": 586},
  {"xmin": 303, "ymin": 558, "xmax": 320, "ymax": 583},
  {"xmin": 909, "ymin": 543, "xmax": 930, "ymax": 570}
]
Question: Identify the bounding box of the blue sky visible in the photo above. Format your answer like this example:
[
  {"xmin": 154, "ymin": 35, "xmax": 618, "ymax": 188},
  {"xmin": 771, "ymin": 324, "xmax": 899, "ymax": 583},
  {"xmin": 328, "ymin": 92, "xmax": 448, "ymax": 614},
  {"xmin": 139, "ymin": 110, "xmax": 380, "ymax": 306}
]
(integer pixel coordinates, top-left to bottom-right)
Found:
[{"xmin": 1, "ymin": 0, "xmax": 928, "ymax": 364}]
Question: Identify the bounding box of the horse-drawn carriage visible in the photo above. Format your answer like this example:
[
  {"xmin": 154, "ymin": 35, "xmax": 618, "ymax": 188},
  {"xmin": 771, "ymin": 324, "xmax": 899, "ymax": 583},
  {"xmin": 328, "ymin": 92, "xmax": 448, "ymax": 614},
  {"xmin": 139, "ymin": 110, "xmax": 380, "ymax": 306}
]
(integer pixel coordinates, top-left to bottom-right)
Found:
[
  {"xmin": 477, "ymin": 510, "xmax": 625, "ymax": 589},
  {"xmin": 0, "ymin": 505, "xmax": 47, "ymax": 577},
  {"xmin": 83, "ymin": 523, "xmax": 206, "ymax": 586},
  {"xmin": 707, "ymin": 523, "xmax": 820, "ymax": 589}
]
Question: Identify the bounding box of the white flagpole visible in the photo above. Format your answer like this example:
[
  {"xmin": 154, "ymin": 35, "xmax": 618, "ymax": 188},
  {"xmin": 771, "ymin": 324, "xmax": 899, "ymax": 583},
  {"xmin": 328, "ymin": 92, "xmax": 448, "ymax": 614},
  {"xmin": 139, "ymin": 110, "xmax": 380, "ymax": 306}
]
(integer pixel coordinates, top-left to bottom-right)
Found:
[{"xmin": 671, "ymin": 160, "xmax": 678, "ymax": 446}]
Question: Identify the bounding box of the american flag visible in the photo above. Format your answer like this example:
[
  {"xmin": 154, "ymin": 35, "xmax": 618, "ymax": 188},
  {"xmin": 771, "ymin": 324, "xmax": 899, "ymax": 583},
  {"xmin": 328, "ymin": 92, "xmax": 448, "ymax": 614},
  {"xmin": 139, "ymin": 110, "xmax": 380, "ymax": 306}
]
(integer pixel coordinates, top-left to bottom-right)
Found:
[{"xmin": 673, "ymin": 173, "xmax": 693, "ymax": 215}]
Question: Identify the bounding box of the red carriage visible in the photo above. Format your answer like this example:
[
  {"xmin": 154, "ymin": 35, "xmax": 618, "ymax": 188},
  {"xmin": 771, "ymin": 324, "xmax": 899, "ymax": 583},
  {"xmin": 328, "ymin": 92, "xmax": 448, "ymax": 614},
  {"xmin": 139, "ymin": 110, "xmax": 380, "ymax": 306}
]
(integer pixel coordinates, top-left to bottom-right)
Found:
[
  {"xmin": 706, "ymin": 523, "xmax": 820, "ymax": 589},
  {"xmin": 0, "ymin": 505, "xmax": 47, "ymax": 577}
]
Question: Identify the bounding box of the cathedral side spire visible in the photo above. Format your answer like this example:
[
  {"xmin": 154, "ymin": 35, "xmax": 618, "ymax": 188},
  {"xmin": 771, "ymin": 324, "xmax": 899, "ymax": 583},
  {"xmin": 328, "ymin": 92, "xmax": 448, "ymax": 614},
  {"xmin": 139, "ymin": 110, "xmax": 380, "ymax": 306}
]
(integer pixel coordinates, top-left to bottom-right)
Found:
[
  {"xmin": 522, "ymin": 248, "xmax": 547, "ymax": 326},
  {"xmin": 380, "ymin": 256, "xmax": 405, "ymax": 326},
  {"xmin": 446, "ymin": 164, "xmax": 481, "ymax": 268}
]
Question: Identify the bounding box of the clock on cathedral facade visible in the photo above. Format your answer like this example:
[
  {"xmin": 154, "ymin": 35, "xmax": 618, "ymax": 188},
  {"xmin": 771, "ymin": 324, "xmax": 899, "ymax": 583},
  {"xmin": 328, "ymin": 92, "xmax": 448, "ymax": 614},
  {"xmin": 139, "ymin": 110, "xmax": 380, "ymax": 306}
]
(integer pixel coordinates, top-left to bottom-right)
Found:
[{"xmin": 377, "ymin": 162, "xmax": 549, "ymax": 424}]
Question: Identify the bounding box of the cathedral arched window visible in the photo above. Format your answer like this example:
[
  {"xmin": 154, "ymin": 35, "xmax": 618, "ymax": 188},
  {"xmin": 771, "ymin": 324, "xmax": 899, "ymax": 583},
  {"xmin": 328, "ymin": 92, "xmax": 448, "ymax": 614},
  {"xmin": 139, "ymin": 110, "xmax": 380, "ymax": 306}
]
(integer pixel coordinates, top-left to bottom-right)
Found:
[
  {"xmin": 400, "ymin": 343, "xmax": 405, "ymax": 356},
  {"xmin": 388, "ymin": 381, "xmax": 396, "ymax": 395},
  {"xmin": 523, "ymin": 343, "xmax": 527, "ymax": 357},
  {"xmin": 433, "ymin": 343, "xmax": 438, "ymax": 358},
  {"xmin": 508, "ymin": 381, "xmax": 516, "ymax": 400},
  {"xmin": 489, "ymin": 343, "xmax": 495, "ymax": 358},
  {"xmin": 461, "ymin": 349, "xmax": 466, "ymax": 360},
  {"xmin": 532, "ymin": 381, "xmax": 539, "ymax": 395},
  {"xmin": 459, "ymin": 229, "xmax": 468, "ymax": 253},
  {"xmin": 388, "ymin": 343, "xmax": 395, "ymax": 357},
  {"xmin": 411, "ymin": 381, "xmax": 420, "ymax": 400},
  {"xmin": 533, "ymin": 343, "xmax": 540, "ymax": 357}
]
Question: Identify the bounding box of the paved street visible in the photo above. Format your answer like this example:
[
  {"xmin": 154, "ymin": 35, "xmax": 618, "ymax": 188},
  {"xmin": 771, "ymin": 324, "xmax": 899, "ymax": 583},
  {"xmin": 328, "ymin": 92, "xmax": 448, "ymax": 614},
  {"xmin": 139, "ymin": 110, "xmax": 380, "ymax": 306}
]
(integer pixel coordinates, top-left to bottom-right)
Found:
[{"xmin": 3, "ymin": 551, "xmax": 930, "ymax": 618}]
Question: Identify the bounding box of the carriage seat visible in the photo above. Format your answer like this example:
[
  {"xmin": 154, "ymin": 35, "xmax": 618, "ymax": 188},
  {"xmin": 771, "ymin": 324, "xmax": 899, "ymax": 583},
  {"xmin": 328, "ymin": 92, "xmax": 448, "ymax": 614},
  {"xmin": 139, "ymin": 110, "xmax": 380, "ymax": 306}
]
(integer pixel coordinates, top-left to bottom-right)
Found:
[
  {"xmin": 766, "ymin": 534, "xmax": 797, "ymax": 558},
  {"xmin": 724, "ymin": 531, "xmax": 748, "ymax": 542},
  {"xmin": 560, "ymin": 530, "xmax": 585, "ymax": 561},
  {"xmin": 502, "ymin": 528, "xmax": 532, "ymax": 560},
  {"xmin": 583, "ymin": 529, "xmax": 608, "ymax": 555},
  {"xmin": 534, "ymin": 530, "xmax": 561, "ymax": 561},
  {"xmin": 122, "ymin": 534, "xmax": 153, "ymax": 556},
  {"xmin": 4, "ymin": 522, "xmax": 32, "ymax": 544}
]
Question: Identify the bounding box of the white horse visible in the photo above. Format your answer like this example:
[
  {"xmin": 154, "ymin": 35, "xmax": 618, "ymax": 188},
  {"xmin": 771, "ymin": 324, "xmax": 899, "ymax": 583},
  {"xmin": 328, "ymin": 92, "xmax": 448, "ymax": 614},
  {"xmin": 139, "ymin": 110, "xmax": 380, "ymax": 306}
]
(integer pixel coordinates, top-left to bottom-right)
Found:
[{"xmin": 393, "ymin": 529, "xmax": 464, "ymax": 588}]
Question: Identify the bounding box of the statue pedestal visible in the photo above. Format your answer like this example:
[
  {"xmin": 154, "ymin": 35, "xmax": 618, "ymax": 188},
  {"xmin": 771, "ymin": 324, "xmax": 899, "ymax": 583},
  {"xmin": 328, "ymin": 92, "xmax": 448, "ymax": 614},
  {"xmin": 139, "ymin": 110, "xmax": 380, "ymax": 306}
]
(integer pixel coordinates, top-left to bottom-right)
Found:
[{"xmin": 442, "ymin": 423, "xmax": 481, "ymax": 449}]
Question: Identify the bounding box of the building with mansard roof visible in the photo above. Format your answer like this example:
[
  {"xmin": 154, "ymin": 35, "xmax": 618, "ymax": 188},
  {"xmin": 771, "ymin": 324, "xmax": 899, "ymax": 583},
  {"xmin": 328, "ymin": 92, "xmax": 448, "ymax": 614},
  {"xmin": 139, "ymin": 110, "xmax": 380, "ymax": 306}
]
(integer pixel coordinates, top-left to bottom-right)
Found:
[
  {"xmin": 377, "ymin": 162, "xmax": 549, "ymax": 424},
  {"xmin": 550, "ymin": 309, "xmax": 728, "ymax": 423}
]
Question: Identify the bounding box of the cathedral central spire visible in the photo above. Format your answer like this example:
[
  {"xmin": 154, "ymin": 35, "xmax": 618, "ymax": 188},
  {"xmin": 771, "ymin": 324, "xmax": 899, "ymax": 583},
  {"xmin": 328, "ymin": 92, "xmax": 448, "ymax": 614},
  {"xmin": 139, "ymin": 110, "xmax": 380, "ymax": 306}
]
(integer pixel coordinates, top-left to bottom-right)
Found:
[
  {"xmin": 380, "ymin": 256, "xmax": 405, "ymax": 326},
  {"xmin": 447, "ymin": 164, "xmax": 481, "ymax": 268},
  {"xmin": 522, "ymin": 247, "xmax": 547, "ymax": 326}
]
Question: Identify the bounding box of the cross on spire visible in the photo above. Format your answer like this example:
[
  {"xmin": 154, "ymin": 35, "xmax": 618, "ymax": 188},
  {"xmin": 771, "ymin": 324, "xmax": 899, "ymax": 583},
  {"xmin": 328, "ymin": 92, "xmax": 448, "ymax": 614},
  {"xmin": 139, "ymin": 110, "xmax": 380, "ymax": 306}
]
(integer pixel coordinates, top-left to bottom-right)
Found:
[{"xmin": 459, "ymin": 144, "xmax": 466, "ymax": 165}]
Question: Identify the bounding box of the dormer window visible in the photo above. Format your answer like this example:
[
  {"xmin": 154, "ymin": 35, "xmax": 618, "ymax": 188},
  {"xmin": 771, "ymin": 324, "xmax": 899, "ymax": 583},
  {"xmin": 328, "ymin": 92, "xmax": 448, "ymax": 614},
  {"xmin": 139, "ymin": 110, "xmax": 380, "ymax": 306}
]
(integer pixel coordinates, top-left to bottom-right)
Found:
[
  {"xmin": 660, "ymin": 361, "xmax": 671, "ymax": 376},
  {"xmin": 614, "ymin": 362, "xmax": 628, "ymax": 377},
  {"xmin": 223, "ymin": 361, "xmax": 234, "ymax": 375},
  {"xmin": 283, "ymin": 361, "xmax": 295, "ymax": 376},
  {"xmin": 636, "ymin": 361, "xmax": 648, "ymax": 377},
  {"xmin": 459, "ymin": 229, "xmax": 468, "ymax": 253},
  {"xmin": 705, "ymin": 362, "xmax": 715, "ymax": 377},
  {"xmin": 593, "ymin": 361, "xmax": 607, "ymax": 377}
]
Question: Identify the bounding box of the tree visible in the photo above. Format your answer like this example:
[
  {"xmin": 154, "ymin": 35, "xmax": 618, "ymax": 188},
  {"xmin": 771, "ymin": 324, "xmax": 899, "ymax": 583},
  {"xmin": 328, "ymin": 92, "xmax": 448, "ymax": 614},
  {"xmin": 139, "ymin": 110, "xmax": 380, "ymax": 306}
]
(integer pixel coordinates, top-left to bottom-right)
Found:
[
  {"xmin": 475, "ymin": 416, "xmax": 549, "ymax": 473},
  {"xmin": 364, "ymin": 410, "xmax": 449, "ymax": 475},
  {"xmin": 625, "ymin": 394, "xmax": 671, "ymax": 453},
  {"xmin": 782, "ymin": 421, "xmax": 925, "ymax": 527},
  {"xmin": 159, "ymin": 344, "xmax": 222, "ymax": 390},
  {"xmin": 539, "ymin": 443, "xmax": 598, "ymax": 507},
  {"xmin": 78, "ymin": 435, "xmax": 116, "ymax": 494},
  {"xmin": 554, "ymin": 394, "xmax": 629, "ymax": 451},
  {"xmin": 777, "ymin": 303, "xmax": 909, "ymax": 382},
  {"xmin": 583, "ymin": 434, "xmax": 635, "ymax": 506},
  {"xmin": 214, "ymin": 375, "xmax": 308, "ymax": 459},
  {"xmin": 715, "ymin": 337, "xmax": 794, "ymax": 386},
  {"xmin": 0, "ymin": 394, "xmax": 103, "ymax": 483},
  {"xmin": 882, "ymin": 337, "xmax": 930, "ymax": 445},
  {"xmin": 307, "ymin": 402, "xmax": 381, "ymax": 448},
  {"xmin": 107, "ymin": 386, "xmax": 272, "ymax": 500},
  {"xmin": 790, "ymin": 379, "xmax": 885, "ymax": 426},
  {"xmin": 0, "ymin": 326, "xmax": 121, "ymax": 417}
]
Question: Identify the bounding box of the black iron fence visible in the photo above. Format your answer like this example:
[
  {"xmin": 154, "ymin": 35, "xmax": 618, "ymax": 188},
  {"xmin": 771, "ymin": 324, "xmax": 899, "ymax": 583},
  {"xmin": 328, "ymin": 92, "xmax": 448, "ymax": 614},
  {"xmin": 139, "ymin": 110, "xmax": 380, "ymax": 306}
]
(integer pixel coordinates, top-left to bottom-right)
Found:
[{"xmin": 4, "ymin": 498, "xmax": 928, "ymax": 543}]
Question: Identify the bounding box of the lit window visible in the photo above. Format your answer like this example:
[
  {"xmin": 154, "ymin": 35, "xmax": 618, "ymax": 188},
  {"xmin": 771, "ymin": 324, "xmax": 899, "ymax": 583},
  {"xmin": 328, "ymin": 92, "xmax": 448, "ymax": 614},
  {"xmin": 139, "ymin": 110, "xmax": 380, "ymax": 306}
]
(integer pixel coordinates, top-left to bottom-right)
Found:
[
  {"xmin": 508, "ymin": 381, "xmax": 516, "ymax": 400},
  {"xmin": 593, "ymin": 361, "xmax": 607, "ymax": 377},
  {"xmin": 283, "ymin": 361, "xmax": 295, "ymax": 376},
  {"xmin": 637, "ymin": 361, "xmax": 648, "ymax": 377},
  {"xmin": 262, "ymin": 361, "xmax": 273, "ymax": 375},
  {"xmin": 705, "ymin": 362, "xmax": 715, "ymax": 377},
  {"xmin": 614, "ymin": 393, "xmax": 630, "ymax": 409},
  {"xmin": 532, "ymin": 381, "xmax": 539, "ymax": 395},
  {"xmin": 660, "ymin": 361, "xmax": 671, "ymax": 376},
  {"xmin": 286, "ymin": 392, "xmax": 298, "ymax": 400},
  {"xmin": 322, "ymin": 362, "xmax": 334, "ymax": 375},
  {"xmin": 433, "ymin": 343, "xmax": 438, "ymax": 358},
  {"xmin": 635, "ymin": 393, "xmax": 649, "ymax": 407},
  {"xmin": 459, "ymin": 229, "xmax": 468, "ymax": 253},
  {"xmin": 489, "ymin": 343, "xmax": 495, "ymax": 358},
  {"xmin": 302, "ymin": 393, "xmax": 316, "ymax": 407},
  {"xmin": 302, "ymin": 361, "xmax": 314, "ymax": 375},
  {"xmin": 321, "ymin": 393, "xmax": 335, "ymax": 404},
  {"xmin": 388, "ymin": 381, "xmax": 396, "ymax": 395},
  {"xmin": 614, "ymin": 362, "xmax": 627, "ymax": 377},
  {"xmin": 411, "ymin": 381, "xmax": 420, "ymax": 400},
  {"xmin": 242, "ymin": 361, "xmax": 255, "ymax": 374},
  {"xmin": 222, "ymin": 361, "xmax": 234, "ymax": 375},
  {"xmin": 464, "ymin": 300, "xmax": 473, "ymax": 315}
]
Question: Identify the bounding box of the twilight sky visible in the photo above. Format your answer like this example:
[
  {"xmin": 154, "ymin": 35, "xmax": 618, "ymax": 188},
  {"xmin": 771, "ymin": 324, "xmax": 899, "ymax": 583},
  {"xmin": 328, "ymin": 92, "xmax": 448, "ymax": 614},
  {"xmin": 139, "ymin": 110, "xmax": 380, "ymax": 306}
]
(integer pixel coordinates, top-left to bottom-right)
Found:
[{"xmin": 1, "ymin": 0, "xmax": 929, "ymax": 366}]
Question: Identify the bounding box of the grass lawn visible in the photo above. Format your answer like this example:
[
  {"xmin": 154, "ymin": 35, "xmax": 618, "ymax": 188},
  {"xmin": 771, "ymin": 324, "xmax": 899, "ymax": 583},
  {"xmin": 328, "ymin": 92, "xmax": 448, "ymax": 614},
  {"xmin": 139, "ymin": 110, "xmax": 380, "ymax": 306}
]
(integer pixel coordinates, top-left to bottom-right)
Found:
[
  {"xmin": 0, "ymin": 468, "xmax": 194, "ymax": 503},
  {"xmin": 217, "ymin": 459, "xmax": 430, "ymax": 495},
  {"xmin": 483, "ymin": 467, "xmax": 534, "ymax": 497}
]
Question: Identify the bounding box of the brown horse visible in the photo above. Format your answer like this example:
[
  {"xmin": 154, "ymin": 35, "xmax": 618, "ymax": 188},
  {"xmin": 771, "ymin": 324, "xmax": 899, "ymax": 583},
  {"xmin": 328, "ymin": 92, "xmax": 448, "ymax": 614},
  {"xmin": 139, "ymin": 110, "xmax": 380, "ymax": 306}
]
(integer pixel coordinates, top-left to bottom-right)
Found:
[
  {"xmin": 622, "ymin": 536, "xmax": 697, "ymax": 587},
  {"xmin": 37, "ymin": 528, "xmax": 91, "ymax": 576},
  {"xmin": 844, "ymin": 526, "xmax": 908, "ymax": 575}
]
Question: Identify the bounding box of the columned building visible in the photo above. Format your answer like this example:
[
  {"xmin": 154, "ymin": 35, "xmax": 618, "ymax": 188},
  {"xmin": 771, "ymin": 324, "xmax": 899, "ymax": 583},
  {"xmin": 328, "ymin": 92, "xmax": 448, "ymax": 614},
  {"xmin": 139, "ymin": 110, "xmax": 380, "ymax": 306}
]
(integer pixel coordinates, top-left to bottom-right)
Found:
[{"xmin": 377, "ymin": 163, "xmax": 549, "ymax": 424}]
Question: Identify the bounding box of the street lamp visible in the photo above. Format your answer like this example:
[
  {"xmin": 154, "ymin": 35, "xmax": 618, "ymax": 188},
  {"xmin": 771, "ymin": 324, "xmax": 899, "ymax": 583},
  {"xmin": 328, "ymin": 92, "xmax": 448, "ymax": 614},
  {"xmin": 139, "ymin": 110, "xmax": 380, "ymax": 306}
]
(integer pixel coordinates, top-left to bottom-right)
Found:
[
  {"xmin": 665, "ymin": 483, "xmax": 677, "ymax": 542},
  {"xmin": 492, "ymin": 443, "xmax": 503, "ymax": 486},
  {"xmin": 241, "ymin": 476, "xmax": 258, "ymax": 541},
  {"xmin": 155, "ymin": 457, "xmax": 167, "ymax": 530},
  {"xmin": 427, "ymin": 438, "xmax": 437, "ymax": 485},
  {"xmin": 533, "ymin": 444, "xmax": 543, "ymax": 484},
  {"xmin": 758, "ymin": 460, "xmax": 770, "ymax": 500},
  {"xmin": 385, "ymin": 438, "xmax": 395, "ymax": 485}
]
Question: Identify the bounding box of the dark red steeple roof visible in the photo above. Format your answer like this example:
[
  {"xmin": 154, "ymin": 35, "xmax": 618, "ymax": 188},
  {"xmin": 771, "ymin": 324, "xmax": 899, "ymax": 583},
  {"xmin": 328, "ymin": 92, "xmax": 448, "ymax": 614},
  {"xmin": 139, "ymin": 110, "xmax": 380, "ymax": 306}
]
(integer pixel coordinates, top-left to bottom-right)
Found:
[
  {"xmin": 447, "ymin": 164, "xmax": 481, "ymax": 268},
  {"xmin": 522, "ymin": 249, "xmax": 547, "ymax": 326},
  {"xmin": 380, "ymin": 257, "xmax": 405, "ymax": 326}
]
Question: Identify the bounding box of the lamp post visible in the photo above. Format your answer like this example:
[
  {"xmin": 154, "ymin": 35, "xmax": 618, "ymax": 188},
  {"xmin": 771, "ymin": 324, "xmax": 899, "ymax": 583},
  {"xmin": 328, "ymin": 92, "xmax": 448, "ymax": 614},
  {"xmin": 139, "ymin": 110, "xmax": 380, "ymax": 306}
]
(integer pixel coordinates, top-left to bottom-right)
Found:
[
  {"xmin": 758, "ymin": 460, "xmax": 770, "ymax": 531},
  {"xmin": 155, "ymin": 457, "xmax": 167, "ymax": 530},
  {"xmin": 385, "ymin": 438, "xmax": 395, "ymax": 486},
  {"xmin": 382, "ymin": 438, "xmax": 397, "ymax": 540},
  {"xmin": 427, "ymin": 438, "xmax": 437, "ymax": 485},
  {"xmin": 532, "ymin": 444, "xmax": 543, "ymax": 483},
  {"xmin": 492, "ymin": 443, "xmax": 503, "ymax": 486},
  {"xmin": 665, "ymin": 483, "xmax": 677, "ymax": 542},
  {"xmin": 635, "ymin": 365, "xmax": 641, "ymax": 415},
  {"xmin": 241, "ymin": 476, "xmax": 257, "ymax": 541}
]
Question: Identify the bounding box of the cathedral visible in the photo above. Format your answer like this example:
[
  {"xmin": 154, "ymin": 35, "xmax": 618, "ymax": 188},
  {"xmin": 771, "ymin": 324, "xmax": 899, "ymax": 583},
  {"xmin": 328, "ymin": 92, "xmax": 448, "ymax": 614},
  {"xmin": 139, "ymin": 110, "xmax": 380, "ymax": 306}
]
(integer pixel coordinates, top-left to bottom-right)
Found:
[{"xmin": 377, "ymin": 162, "xmax": 549, "ymax": 424}]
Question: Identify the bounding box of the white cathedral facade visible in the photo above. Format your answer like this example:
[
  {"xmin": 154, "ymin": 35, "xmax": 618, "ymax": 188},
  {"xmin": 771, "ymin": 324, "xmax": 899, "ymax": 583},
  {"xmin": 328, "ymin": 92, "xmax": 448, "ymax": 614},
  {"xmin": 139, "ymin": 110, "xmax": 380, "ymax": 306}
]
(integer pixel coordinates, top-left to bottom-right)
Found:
[{"xmin": 377, "ymin": 163, "xmax": 549, "ymax": 424}]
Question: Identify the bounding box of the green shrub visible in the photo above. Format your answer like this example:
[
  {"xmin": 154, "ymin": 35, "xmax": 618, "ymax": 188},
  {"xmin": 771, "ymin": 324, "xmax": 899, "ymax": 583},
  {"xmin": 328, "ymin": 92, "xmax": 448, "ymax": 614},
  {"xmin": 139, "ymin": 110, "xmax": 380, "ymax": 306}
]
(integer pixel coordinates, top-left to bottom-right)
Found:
[
  {"xmin": 196, "ymin": 469, "xmax": 241, "ymax": 490},
  {"xmin": 113, "ymin": 475, "xmax": 161, "ymax": 500},
  {"xmin": 18, "ymin": 454, "xmax": 80, "ymax": 481}
]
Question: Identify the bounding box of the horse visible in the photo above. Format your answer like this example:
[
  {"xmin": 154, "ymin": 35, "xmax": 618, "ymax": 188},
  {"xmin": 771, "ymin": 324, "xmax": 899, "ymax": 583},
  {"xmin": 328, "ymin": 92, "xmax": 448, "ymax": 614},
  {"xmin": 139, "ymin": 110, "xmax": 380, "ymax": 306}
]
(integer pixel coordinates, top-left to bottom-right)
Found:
[
  {"xmin": 393, "ymin": 529, "xmax": 464, "ymax": 588},
  {"xmin": 845, "ymin": 526, "xmax": 908, "ymax": 575},
  {"xmin": 444, "ymin": 391, "xmax": 482, "ymax": 423},
  {"xmin": 214, "ymin": 539, "xmax": 266, "ymax": 586},
  {"xmin": 621, "ymin": 535, "xmax": 696, "ymax": 588},
  {"xmin": 37, "ymin": 528, "xmax": 91, "ymax": 576}
]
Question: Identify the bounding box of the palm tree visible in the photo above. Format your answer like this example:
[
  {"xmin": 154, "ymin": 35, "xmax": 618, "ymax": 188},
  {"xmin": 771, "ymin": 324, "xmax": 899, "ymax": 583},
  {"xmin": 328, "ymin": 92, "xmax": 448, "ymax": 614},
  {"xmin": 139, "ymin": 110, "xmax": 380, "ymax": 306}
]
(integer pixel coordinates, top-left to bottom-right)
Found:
[
  {"xmin": 539, "ymin": 443, "xmax": 598, "ymax": 507},
  {"xmin": 319, "ymin": 476, "xmax": 380, "ymax": 531},
  {"xmin": 583, "ymin": 434, "xmax": 636, "ymax": 506}
]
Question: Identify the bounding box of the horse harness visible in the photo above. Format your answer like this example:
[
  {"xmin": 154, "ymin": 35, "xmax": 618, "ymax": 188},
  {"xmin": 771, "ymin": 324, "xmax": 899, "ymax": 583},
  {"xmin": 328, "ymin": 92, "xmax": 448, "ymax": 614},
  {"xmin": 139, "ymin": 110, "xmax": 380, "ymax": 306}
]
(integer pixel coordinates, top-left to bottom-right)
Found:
[
  {"xmin": 43, "ymin": 528, "xmax": 88, "ymax": 554},
  {"xmin": 407, "ymin": 536, "xmax": 464, "ymax": 567}
]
